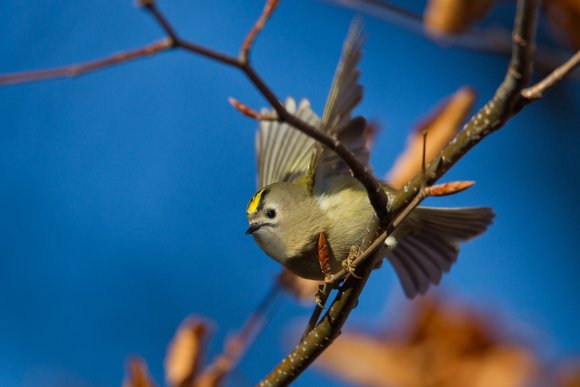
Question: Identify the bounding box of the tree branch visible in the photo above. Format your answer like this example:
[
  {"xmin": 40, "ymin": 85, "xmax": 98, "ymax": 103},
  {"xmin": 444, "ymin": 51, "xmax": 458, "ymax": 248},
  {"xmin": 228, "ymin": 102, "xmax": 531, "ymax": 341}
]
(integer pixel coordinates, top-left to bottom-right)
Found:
[
  {"xmin": 240, "ymin": 0, "xmax": 280, "ymax": 63},
  {"xmin": 0, "ymin": 0, "xmax": 390, "ymax": 224},
  {"xmin": 391, "ymin": 0, "xmax": 538, "ymax": 212},
  {"xmin": 331, "ymin": 0, "xmax": 575, "ymax": 78},
  {"xmin": 2, "ymin": 1, "xmax": 573, "ymax": 385},
  {"xmin": 259, "ymin": 0, "xmax": 540, "ymax": 384},
  {"xmin": 139, "ymin": 0, "xmax": 392, "ymax": 224},
  {"xmin": 0, "ymin": 39, "xmax": 172, "ymax": 85},
  {"xmin": 521, "ymin": 50, "xmax": 580, "ymax": 100}
]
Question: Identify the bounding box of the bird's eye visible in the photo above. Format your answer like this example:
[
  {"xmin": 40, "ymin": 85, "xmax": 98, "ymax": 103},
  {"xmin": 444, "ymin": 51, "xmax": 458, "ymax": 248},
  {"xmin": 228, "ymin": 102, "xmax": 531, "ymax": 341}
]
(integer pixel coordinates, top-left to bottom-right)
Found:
[{"xmin": 266, "ymin": 209, "xmax": 276, "ymax": 219}]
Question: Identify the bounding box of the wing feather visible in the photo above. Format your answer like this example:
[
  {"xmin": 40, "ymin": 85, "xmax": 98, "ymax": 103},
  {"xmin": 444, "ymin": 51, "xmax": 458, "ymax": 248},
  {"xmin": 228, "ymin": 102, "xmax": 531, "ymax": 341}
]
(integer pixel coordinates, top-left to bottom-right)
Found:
[
  {"xmin": 385, "ymin": 206, "xmax": 494, "ymax": 298},
  {"xmin": 314, "ymin": 19, "xmax": 371, "ymax": 184},
  {"xmin": 256, "ymin": 98, "xmax": 321, "ymax": 188}
]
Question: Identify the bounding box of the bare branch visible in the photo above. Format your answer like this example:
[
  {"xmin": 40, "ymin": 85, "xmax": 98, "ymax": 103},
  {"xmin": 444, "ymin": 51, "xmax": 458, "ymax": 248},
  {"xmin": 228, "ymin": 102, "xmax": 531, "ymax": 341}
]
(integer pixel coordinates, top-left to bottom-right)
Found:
[
  {"xmin": 260, "ymin": 248, "xmax": 377, "ymax": 386},
  {"xmin": 521, "ymin": 50, "xmax": 580, "ymax": 100},
  {"xmin": 139, "ymin": 0, "xmax": 179, "ymax": 44},
  {"xmin": 240, "ymin": 0, "xmax": 280, "ymax": 63},
  {"xmin": 228, "ymin": 97, "xmax": 276, "ymax": 120},
  {"xmin": 0, "ymin": 0, "xmax": 390, "ymax": 227},
  {"xmin": 0, "ymin": 39, "xmax": 172, "ymax": 86},
  {"xmin": 141, "ymin": 1, "xmax": 240, "ymax": 67}
]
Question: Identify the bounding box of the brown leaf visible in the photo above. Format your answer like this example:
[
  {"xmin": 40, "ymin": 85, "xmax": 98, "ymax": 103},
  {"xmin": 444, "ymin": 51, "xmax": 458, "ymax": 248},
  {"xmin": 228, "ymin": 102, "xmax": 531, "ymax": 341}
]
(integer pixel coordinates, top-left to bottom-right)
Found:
[
  {"xmin": 123, "ymin": 356, "xmax": 156, "ymax": 387},
  {"xmin": 277, "ymin": 269, "xmax": 321, "ymax": 304},
  {"xmin": 316, "ymin": 297, "xmax": 539, "ymax": 387},
  {"xmin": 165, "ymin": 317, "xmax": 210, "ymax": 387},
  {"xmin": 387, "ymin": 87, "xmax": 476, "ymax": 189},
  {"xmin": 317, "ymin": 332, "xmax": 419, "ymax": 386},
  {"xmin": 544, "ymin": 0, "xmax": 580, "ymax": 50},
  {"xmin": 424, "ymin": 0, "xmax": 495, "ymax": 37},
  {"xmin": 555, "ymin": 360, "xmax": 580, "ymax": 387}
]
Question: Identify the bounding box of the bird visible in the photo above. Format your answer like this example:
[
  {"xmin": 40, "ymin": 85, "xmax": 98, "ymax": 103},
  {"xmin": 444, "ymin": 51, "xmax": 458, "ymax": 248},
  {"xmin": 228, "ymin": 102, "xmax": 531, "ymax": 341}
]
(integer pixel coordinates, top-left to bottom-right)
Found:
[{"xmin": 244, "ymin": 21, "xmax": 494, "ymax": 299}]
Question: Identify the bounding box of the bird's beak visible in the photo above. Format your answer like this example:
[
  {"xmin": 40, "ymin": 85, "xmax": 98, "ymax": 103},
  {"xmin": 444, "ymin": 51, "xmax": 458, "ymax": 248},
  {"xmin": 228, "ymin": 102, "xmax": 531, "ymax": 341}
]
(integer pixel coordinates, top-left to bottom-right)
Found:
[{"xmin": 245, "ymin": 223, "xmax": 261, "ymax": 235}]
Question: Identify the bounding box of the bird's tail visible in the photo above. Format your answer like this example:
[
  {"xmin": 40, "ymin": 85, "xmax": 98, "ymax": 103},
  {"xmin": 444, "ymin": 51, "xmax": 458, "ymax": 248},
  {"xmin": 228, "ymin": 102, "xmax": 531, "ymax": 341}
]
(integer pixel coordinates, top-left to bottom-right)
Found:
[{"xmin": 385, "ymin": 206, "xmax": 494, "ymax": 298}]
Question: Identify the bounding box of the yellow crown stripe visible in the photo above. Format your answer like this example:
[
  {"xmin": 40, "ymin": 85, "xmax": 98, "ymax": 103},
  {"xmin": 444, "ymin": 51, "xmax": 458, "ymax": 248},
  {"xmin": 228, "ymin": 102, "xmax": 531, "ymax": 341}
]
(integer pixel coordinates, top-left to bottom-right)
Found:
[{"xmin": 247, "ymin": 189, "xmax": 266, "ymax": 215}]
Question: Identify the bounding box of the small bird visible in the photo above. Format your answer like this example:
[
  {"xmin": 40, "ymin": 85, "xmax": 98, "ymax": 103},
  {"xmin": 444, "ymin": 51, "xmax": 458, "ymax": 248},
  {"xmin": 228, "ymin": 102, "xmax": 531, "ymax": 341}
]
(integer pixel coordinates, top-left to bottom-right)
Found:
[{"xmin": 245, "ymin": 21, "xmax": 494, "ymax": 298}]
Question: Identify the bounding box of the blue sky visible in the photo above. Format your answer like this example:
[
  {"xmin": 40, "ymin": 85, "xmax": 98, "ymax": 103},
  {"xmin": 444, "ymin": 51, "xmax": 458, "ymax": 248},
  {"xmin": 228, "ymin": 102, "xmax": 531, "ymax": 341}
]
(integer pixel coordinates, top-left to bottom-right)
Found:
[{"xmin": 0, "ymin": 1, "xmax": 579, "ymax": 386}]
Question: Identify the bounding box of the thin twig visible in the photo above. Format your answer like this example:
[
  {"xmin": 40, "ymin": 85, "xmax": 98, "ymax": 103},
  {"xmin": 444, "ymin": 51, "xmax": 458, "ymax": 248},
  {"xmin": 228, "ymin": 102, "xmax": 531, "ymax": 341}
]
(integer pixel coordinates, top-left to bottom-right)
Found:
[
  {"xmin": 240, "ymin": 0, "xmax": 280, "ymax": 63},
  {"xmin": 0, "ymin": 39, "xmax": 172, "ymax": 86},
  {"xmin": 300, "ymin": 283, "xmax": 332, "ymax": 341},
  {"xmin": 141, "ymin": 1, "xmax": 391, "ymax": 223},
  {"xmin": 521, "ymin": 50, "xmax": 580, "ymax": 100},
  {"xmin": 139, "ymin": 1, "xmax": 179, "ymax": 44},
  {"xmin": 228, "ymin": 97, "xmax": 276, "ymax": 120},
  {"xmin": 141, "ymin": 2, "xmax": 240, "ymax": 67}
]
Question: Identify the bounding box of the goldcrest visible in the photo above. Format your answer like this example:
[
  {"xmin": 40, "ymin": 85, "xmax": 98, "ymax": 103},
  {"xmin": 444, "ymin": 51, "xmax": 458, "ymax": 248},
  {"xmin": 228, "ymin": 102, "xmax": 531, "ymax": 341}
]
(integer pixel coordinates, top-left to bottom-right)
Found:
[{"xmin": 245, "ymin": 22, "xmax": 493, "ymax": 298}]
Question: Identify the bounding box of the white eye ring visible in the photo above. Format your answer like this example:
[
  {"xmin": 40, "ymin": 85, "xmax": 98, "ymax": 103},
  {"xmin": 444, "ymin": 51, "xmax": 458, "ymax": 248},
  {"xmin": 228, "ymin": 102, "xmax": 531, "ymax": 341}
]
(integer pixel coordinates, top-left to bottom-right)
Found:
[{"xmin": 266, "ymin": 209, "xmax": 276, "ymax": 219}]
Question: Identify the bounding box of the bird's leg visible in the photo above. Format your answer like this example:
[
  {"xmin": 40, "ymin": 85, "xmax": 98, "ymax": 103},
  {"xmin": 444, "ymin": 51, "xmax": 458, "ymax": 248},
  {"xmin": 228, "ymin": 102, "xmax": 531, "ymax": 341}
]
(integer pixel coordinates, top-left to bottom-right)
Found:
[{"xmin": 342, "ymin": 245, "xmax": 362, "ymax": 279}]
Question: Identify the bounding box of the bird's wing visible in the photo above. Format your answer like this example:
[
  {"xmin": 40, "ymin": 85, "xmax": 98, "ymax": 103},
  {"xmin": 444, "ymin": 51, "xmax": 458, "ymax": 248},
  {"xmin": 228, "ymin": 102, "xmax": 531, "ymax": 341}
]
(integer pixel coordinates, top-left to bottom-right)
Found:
[
  {"xmin": 255, "ymin": 20, "xmax": 368, "ymax": 190},
  {"xmin": 385, "ymin": 206, "xmax": 495, "ymax": 299},
  {"xmin": 255, "ymin": 97, "xmax": 321, "ymax": 189},
  {"xmin": 313, "ymin": 19, "xmax": 371, "ymax": 188}
]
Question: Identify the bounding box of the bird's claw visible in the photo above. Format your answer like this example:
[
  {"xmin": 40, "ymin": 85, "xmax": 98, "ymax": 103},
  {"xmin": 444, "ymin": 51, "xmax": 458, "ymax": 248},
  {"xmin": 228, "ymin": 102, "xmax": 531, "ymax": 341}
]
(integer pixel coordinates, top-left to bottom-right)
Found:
[{"xmin": 342, "ymin": 245, "xmax": 362, "ymax": 279}]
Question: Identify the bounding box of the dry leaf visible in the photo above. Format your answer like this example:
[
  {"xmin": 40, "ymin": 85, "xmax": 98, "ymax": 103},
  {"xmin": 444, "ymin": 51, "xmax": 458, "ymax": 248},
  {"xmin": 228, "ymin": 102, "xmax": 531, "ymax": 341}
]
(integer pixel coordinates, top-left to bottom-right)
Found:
[
  {"xmin": 544, "ymin": 0, "xmax": 580, "ymax": 50},
  {"xmin": 424, "ymin": 0, "xmax": 495, "ymax": 37},
  {"xmin": 316, "ymin": 297, "xmax": 539, "ymax": 387},
  {"xmin": 387, "ymin": 87, "xmax": 476, "ymax": 189},
  {"xmin": 554, "ymin": 360, "xmax": 580, "ymax": 387},
  {"xmin": 165, "ymin": 318, "xmax": 210, "ymax": 387},
  {"xmin": 123, "ymin": 356, "xmax": 156, "ymax": 387}
]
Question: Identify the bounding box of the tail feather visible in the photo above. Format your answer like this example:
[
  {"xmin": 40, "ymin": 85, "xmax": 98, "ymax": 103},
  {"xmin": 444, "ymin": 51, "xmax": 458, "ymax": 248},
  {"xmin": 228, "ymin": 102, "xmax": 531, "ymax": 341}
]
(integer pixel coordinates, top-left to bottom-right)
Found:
[
  {"xmin": 385, "ymin": 206, "xmax": 494, "ymax": 298},
  {"xmin": 395, "ymin": 242, "xmax": 432, "ymax": 294}
]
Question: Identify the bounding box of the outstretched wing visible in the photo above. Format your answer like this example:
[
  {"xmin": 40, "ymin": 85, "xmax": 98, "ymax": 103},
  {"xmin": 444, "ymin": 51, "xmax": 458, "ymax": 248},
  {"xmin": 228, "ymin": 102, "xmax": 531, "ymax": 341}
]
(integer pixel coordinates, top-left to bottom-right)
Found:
[
  {"xmin": 385, "ymin": 206, "xmax": 495, "ymax": 298},
  {"xmin": 314, "ymin": 19, "xmax": 371, "ymax": 185},
  {"xmin": 255, "ymin": 20, "xmax": 368, "ymax": 190},
  {"xmin": 256, "ymin": 98, "xmax": 321, "ymax": 189}
]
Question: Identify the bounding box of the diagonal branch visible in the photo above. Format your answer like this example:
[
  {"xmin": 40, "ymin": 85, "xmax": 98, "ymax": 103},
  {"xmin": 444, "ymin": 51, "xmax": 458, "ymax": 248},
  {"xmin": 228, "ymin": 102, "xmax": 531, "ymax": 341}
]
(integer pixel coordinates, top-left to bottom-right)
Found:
[
  {"xmin": 0, "ymin": 39, "xmax": 172, "ymax": 86},
  {"xmin": 390, "ymin": 0, "xmax": 538, "ymax": 212},
  {"xmin": 139, "ymin": 1, "xmax": 392, "ymax": 224},
  {"xmin": 259, "ymin": 0, "xmax": 540, "ymax": 384}
]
